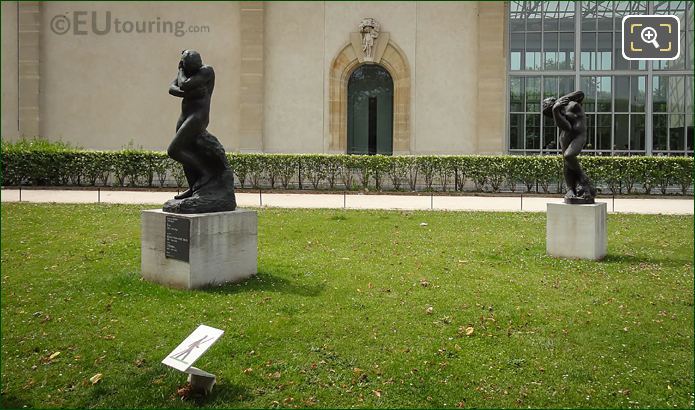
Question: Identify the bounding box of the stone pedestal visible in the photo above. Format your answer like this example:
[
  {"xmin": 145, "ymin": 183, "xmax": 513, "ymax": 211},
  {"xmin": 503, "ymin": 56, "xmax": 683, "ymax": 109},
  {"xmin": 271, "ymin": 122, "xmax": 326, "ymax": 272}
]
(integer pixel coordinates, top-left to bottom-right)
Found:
[
  {"xmin": 546, "ymin": 202, "xmax": 607, "ymax": 260},
  {"xmin": 141, "ymin": 209, "xmax": 257, "ymax": 289}
]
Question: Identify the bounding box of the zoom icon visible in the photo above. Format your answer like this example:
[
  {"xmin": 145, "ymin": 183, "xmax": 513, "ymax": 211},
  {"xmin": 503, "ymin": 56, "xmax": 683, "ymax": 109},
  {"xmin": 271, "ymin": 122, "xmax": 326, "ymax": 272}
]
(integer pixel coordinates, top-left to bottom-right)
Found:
[{"xmin": 622, "ymin": 15, "xmax": 680, "ymax": 60}]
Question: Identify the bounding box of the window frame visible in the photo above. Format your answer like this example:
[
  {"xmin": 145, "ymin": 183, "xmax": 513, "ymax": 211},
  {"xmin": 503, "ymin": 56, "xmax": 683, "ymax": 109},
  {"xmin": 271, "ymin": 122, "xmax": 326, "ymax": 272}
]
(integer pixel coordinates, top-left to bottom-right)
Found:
[{"xmin": 506, "ymin": 1, "xmax": 694, "ymax": 156}]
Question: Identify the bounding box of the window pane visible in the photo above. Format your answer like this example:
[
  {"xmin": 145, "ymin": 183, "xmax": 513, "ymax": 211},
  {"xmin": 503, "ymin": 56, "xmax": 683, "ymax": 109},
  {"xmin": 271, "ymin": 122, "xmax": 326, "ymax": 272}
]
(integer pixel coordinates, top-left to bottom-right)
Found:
[
  {"xmin": 597, "ymin": 32, "xmax": 612, "ymax": 70},
  {"xmin": 544, "ymin": 1, "xmax": 560, "ymax": 31},
  {"xmin": 654, "ymin": 2, "xmax": 688, "ymax": 70},
  {"xmin": 510, "ymin": 34, "xmax": 524, "ymax": 70},
  {"xmin": 597, "ymin": 113, "xmax": 612, "ymax": 150},
  {"xmin": 582, "ymin": 1, "xmax": 597, "ymax": 31},
  {"xmin": 558, "ymin": 32, "xmax": 575, "ymax": 70},
  {"xmin": 544, "ymin": 32, "xmax": 558, "ymax": 70},
  {"xmin": 581, "ymin": 76, "xmax": 596, "ymax": 112},
  {"xmin": 687, "ymin": 76, "xmax": 693, "ymax": 113},
  {"xmin": 543, "ymin": 115, "xmax": 558, "ymax": 150},
  {"xmin": 510, "ymin": 77, "xmax": 524, "ymax": 112},
  {"xmin": 670, "ymin": 30, "xmax": 686, "ymax": 70},
  {"xmin": 615, "ymin": 76, "xmax": 629, "ymax": 112},
  {"xmin": 670, "ymin": 114, "xmax": 685, "ymax": 150},
  {"xmin": 526, "ymin": 77, "xmax": 541, "ymax": 112},
  {"xmin": 596, "ymin": 76, "xmax": 612, "ymax": 112},
  {"xmin": 544, "ymin": 76, "xmax": 558, "ymax": 99},
  {"xmin": 687, "ymin": 115, "xmax": 694, "ymax": 151},
  {"xmin": 559, "ymin": 76, "xmax": 575, "ymax": 96},
  {"xmin": 688, "ymin": 28, "xmax": 693, "ymax": 70},
  {"xmin": 614, "ymin": 1, "xmax": 630, "ymax": 28},
  {"xmin": 614, "ymin": 114, "xmax": 629, "ymax": 150},
  {"xmin": 526, "ymin": 114, "xmax": 541, "ymax": 150},
  {"xmin": 668, "ymin": 76, "xmax": 685, "ymax": 113},
  {"xmin": 653, "ymin": 76, "xmax": 668, "ymax": 112},
  {"xmin": 559, "ymin": 1, "xmax": 575, "ymax": 31},
  {"xmin": 585, "ymin": 113, "xmax": 596, "ymax": 150},
  {"xmin": 630, "ymin": 114, "xmax": 645, "ymax": 150},
  {"xmin": 510, "ymin": 113, "xmax": 525, "ymax": 149},
  {"xmin": 527, "ymin": 1, "xmax": 542, "ymax": 31},
  {"xmin": 510, "ymin": 1, "xmax": 526, "ymax": 32},
  {"xmin": 653, "ymin": 114, "xmax": 668, "ymax": 151},
  {"xmin": 581, "ymin": 32, "xmax": 596, "ymax": 70},
  {"xmin": 596, "ymin": 1, "xmax": 613, "ymax": 31},
  {"xmin": 631, "ymin": 76, "xmax": 646, "ymax": 112},
  {"xmin": 634, "ymin": 59, "xmax": 646, "ymax": 71},
  {"xmin": 614, "ymin": 30, "xmax": 628, "ymax": 70},
  {"xmin": 525, "ymin": 33, "xmax": 542, "ymax": 70}
]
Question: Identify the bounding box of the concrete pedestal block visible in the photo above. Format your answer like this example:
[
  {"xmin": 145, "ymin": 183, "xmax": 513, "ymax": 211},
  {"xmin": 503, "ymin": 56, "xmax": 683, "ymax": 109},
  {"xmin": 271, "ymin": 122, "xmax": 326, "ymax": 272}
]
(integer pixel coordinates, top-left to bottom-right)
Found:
[
  {"xmin": 546, "ymin": 202, "xmax": 607, "ymax": 260},
  {"xmin": 141, "ymin": 209, "xmax": 257, "ymax": 289}
]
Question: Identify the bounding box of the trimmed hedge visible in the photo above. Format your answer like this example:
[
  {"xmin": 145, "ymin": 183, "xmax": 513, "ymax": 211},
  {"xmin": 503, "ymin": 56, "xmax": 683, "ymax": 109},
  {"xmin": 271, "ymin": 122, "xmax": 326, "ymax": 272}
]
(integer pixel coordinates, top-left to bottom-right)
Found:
[{"xmin": 1, "ymin": 140, "xmax": 692, "ymax": 195}]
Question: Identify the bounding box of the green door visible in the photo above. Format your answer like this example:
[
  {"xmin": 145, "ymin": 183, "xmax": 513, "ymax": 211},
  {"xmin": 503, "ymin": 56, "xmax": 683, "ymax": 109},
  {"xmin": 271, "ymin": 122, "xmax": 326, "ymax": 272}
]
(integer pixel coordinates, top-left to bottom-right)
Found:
[{"xmin": 347, "ymin": 64, "xmax": 394, "ymax": 155}]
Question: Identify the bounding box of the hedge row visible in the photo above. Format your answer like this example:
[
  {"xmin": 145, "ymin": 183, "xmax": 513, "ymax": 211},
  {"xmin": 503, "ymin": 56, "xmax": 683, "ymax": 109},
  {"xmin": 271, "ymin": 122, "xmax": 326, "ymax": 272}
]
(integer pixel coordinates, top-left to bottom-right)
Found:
[{"xmin": 1, "ymin": 146, "xmax": 692, "ymax": 195}]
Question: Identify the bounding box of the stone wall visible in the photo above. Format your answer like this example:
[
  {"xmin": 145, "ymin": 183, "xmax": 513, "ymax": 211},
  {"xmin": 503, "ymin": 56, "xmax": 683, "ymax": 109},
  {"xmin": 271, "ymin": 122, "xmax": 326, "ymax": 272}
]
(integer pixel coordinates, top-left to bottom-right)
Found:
[
  {"xmin": 0, "ymin": 1, "xmax": 507, "ymax": 154},
  {"xmin": 1, "ymin": 2, "xmax": 19, "ymax": 139}
]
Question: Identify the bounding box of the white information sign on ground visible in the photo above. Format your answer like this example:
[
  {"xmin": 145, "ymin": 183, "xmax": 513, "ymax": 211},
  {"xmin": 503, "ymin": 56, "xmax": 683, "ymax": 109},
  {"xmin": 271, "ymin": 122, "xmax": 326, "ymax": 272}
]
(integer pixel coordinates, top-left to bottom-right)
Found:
[{"xmin": 162, "ymin": 325, "xmax": 224, "ymax": 372}]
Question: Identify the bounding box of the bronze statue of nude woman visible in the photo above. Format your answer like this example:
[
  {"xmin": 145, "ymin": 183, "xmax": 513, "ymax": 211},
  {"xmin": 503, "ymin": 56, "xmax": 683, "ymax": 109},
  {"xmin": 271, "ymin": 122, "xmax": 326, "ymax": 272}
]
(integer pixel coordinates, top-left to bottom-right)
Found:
[
  {"xmin": 163, "ymin": 50, "xmax": 236, "ymax": 214},
  {"xmin": 542, "ymin": 90, "xmax": 596, "ymax": 204}
]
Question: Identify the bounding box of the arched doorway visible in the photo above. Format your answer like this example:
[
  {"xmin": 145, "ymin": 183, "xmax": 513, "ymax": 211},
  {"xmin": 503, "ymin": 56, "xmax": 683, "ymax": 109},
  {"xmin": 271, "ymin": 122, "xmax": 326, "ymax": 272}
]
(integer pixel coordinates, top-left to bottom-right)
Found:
[{"xmin": 347, "ymin": 64, "xmax": 393, "ymax": 155}]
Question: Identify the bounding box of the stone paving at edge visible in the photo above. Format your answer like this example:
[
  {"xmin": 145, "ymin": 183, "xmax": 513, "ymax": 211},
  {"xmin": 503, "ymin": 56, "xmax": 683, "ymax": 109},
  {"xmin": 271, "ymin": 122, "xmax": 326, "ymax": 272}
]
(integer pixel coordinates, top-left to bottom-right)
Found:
[{"xmin": 1, "ymin": 189, "xmax": 692, "ymax": 215}]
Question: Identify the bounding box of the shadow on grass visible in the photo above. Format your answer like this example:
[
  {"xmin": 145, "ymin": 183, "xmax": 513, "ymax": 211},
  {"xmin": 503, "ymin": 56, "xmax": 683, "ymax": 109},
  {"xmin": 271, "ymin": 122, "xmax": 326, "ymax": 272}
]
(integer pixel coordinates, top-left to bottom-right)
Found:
[
  {"xmin": 1, "ymin": 395, "xmax": 31, "ymax": 409},
  {"xmin": 193, "ymin": 382, "xmax": 250, "ymax": 407},
  {"xmin": 203, "ymin": 271, "xmax": 325, "ymax": 297},
  {"xmin": 602, "ymin": 253, "xmax": 693, "ymax": 268}
]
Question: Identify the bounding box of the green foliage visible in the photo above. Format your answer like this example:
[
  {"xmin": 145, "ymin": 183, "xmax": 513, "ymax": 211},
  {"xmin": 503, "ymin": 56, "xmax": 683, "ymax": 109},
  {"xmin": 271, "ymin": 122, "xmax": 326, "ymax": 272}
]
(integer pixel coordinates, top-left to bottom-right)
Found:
[
  {"xmin": 388, "ymin": 156, "xmax": 412, "ymax": 191},
  {"xmin": 1, "ymin": 140, "xmax": 692, "ymax": 195},
  {"xmin": 416, "ymin": 156, "xmax": 438, "ymax": 191},
  {"xmin": 300, "ymin": 155, "xmax": 325, "ymax": 189}
]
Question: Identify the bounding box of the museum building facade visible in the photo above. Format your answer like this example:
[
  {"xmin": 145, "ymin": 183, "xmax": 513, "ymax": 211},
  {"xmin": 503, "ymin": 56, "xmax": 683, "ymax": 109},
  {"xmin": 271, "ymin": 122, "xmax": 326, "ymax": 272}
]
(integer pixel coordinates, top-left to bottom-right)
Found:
[{"xmin": 1, "ymin": 1, "xmax": 692, "ymax": 156}]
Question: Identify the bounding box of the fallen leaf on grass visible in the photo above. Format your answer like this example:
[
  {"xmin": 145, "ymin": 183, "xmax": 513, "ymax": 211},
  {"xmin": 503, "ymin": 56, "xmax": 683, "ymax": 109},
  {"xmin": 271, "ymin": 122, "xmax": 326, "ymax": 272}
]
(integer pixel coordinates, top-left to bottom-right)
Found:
[
  {"xmin": 425, "ymin": 306, "xmax": 434, "ymax": 315},
  {"xmin": 373, "ymin": 389, "xmax": 382, "ymax": 398},
  {"xmin": 176, "ymin": 382, "xmax": 192, "ymax": 400},
  {"xmin": 90, "ymin": 373, "xmax": 103, "ymax": 384},
  {"xmin": 49, "ymin": 351, "xmax": 61, "ymax": 360},
  {"xmin": 458, "ymin": 326, "xmax": 474, "ymax": 336}
]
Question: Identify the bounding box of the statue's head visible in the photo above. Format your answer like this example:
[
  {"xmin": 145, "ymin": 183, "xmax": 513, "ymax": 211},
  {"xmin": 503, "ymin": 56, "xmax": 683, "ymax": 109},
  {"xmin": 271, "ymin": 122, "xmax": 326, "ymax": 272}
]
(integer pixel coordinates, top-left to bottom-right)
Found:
[
  {"xmin": 542, "ymin": 97, "xmax": 556, "ymax": 118},
  {"xmin": 180, "ymin": 50, "xmax": 203, "ymax": 75},
  {"xmin": 542, "ymin": 90, "xmax": 585, "ymax": 117}
]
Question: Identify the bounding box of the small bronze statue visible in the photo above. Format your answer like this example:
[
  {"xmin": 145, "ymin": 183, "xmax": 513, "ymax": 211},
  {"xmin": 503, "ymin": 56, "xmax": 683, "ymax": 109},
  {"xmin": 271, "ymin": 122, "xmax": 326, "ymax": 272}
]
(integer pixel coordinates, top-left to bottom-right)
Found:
[
  {"xmin": 164, "ymin": 50, "xmax": 236, "ymax": 213},
  {"xmin": 542, "ymin": 90, "xmax": 596, "ymax": 204}
]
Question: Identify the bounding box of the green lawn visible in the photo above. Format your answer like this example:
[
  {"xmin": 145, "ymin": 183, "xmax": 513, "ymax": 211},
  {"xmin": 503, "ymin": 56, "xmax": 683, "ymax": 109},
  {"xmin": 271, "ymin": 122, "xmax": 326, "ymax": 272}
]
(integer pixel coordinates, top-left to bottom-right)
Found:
[{"xmin": 1, "ymin": 204, "xmax": 693, "ymax": 408}]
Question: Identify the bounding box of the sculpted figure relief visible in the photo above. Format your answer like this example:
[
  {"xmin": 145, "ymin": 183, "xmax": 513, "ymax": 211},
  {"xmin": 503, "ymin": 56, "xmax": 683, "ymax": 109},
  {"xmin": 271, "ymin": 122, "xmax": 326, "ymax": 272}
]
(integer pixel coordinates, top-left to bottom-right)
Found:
[
  {"xmin": 542, "ymin": 90, "xmax": 597, "ymax": 204},
  {"xmin": 164, "ymin": 50, "xmax": 236, "ymax": 213},
  {"xmin": 359, "ymin": 18, "xmax": 380, "ymax": 60}
]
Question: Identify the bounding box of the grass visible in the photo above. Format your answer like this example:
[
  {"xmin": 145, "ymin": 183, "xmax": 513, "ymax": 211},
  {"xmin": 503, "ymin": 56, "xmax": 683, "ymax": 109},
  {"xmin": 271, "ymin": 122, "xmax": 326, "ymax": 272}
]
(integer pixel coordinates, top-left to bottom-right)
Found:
[{"xmin": 1, "ymin": 203, "xmax": 693, "ymax": 409}]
